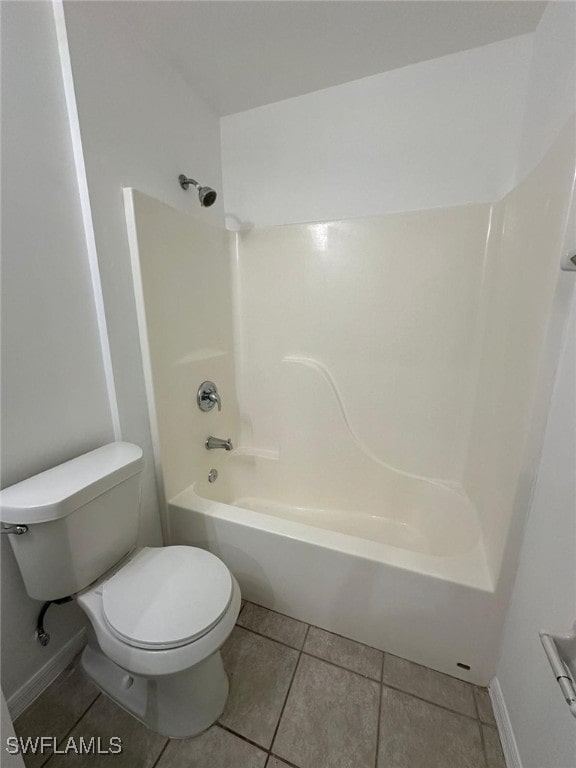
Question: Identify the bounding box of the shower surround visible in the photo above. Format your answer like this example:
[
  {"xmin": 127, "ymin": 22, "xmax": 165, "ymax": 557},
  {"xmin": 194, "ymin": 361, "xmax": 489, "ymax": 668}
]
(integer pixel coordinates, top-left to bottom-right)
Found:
[{"xmin": 125, "ymin": 118, "xmax": 575, "ymax": 686}]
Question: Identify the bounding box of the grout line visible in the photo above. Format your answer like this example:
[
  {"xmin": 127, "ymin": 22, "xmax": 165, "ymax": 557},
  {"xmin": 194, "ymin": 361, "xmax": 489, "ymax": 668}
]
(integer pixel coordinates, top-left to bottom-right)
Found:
[
  {"xmin": 304, "ymin": 623, "xmax": 386, "ymax": 655},
  {"xmin": 380, "ymin": 681, "xmax": 480, "ymax": 723},
  {"xmin": 244, "ymin": 601, "xmax": 384, "ymax": 655},
  {"xmin": 241, "ymin": 601, "xmax": 295, "ymax": 623},
  {"xmin": 236, "ymin": 622, "xmax": 381, "ymax": 681},
  {"xmin": 268, "ymin": 753, "xmax": 302, "ymax": 768},
  {"xmin": 216, "ymin": 722, "xmax": 270, "ymax": 753},
  {"xmin": 67, "ymin": 691, "xmax": 102, "ymax": 731},
  {"xmin": 238, "ymin": 603, "xmax": 307, "ymax": 637},
  {"xmin": 220, "ymin": 622, "xmax": 308, "ymax": 765},
  {"xmin": 150, "ymin": 739, "xmax": 170, "ymax": 768},
  {"xmin": 472, "ymin": 686, "xmax": 481, "ymax": 720},
  {"xmin": 42, "ymin": 693, "xmax": 101, "ymax": 767},
  {"xmin": 473, "ymin": 683, "xmax": 497, "ymax": 768},
  {"xmin": 474, "ymin": 688, "xmax": 498, "ymax": 726},
  {"xmin": 267, "ymin": 625, "xmax": 310, "ymax": 760},
  {"xmin": 374, "ymin": 654, "xmax": 386, "ymax": 768},
  {"xmin": 235, "ymin": 624, "xmax": 308, "ymax": 653},
  {"xmin": 302, "ymin": 650, "xmax": 382, "ymax": 682},
  {"xmin": 478, "ymin": 720, "xmax": 490, "ymax": 768}
]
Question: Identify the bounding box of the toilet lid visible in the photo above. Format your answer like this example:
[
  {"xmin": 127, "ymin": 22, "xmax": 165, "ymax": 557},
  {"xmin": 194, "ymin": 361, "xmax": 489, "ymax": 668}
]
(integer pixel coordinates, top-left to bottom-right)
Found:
[{"xmin": 102, "ymin": 546, "xmax": 233, "ymax": 650}]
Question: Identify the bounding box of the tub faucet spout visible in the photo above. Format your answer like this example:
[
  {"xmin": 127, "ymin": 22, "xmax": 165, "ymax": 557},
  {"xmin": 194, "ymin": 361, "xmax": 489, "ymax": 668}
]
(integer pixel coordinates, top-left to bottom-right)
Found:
[{"xmin": 206, "ymin": 436, "xmax": 233, "ymax": 451}]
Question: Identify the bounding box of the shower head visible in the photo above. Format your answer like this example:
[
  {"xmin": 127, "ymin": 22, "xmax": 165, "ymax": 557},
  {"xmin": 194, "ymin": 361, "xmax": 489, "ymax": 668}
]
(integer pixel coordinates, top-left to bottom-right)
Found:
[
  {"xmin": 178, "ymin": 174, "xmax": 218, "ymax": 207},
  {"xmin": 198, "ymin": 186, "xmax": 217, "ymax": 207}
]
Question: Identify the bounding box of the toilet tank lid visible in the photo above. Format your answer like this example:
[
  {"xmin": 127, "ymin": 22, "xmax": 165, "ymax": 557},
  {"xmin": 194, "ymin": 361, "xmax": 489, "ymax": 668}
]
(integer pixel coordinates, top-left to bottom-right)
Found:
[{"xmin": 0, "ymin": 442, "xmax": 143, "ymax": 525}]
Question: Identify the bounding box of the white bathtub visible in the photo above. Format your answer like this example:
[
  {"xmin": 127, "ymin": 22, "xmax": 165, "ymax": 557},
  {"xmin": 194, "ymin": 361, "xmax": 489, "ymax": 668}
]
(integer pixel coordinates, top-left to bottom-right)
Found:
[{"xmin": 168, "ymin": 453, "xmax": 501, "ymax": 685}]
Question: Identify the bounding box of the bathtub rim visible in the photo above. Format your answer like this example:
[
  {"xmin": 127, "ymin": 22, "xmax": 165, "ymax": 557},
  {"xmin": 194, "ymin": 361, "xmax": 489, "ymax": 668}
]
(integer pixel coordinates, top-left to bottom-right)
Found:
[{"xmin": 169, "ymin": 483, "xmax": 494, "ymax": 593}]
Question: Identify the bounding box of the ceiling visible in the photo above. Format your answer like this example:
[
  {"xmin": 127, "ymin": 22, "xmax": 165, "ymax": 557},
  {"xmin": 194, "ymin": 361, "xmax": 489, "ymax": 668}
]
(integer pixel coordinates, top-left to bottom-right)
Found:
[{"xmin": 70, "ymin": 1, "xmax": 546, "ymax": 115}]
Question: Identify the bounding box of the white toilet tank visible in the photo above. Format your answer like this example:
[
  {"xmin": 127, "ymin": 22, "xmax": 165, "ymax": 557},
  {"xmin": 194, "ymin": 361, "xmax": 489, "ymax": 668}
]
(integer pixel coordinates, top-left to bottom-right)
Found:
[{"xmin": 0, "ymin": 442, "xmax": 144, "ymax": 601}]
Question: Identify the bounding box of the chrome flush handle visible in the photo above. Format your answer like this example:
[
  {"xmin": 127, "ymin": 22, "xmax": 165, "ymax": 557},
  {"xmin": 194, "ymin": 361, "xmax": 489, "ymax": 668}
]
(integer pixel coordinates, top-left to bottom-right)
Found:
[
  {"xmin": 197, "ymin": 381, "xmax": 222, "ymax": 412},
  {"xmin": 1, "ymin": 524, "xmax": 28, "ymax": 535}
]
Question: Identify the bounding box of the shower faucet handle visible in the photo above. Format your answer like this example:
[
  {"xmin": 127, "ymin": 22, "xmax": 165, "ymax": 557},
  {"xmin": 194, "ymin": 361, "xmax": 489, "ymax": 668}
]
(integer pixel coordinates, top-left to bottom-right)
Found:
[
  {"xmin": 197, "ymin": 381, "xmax": 222, "ymax": 412},
  {"xmin": 208, "ymin": 390, "xmax": 221, "ymax": 410}
]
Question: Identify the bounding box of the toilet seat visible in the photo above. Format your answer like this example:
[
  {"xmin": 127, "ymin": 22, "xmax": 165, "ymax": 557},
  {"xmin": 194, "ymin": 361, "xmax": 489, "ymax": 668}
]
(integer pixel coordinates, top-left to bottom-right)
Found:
[
  {"xmin": 77, "ymin": 552, "xmax": 241, "ymax": 677},
  {"xmin": 101, "ymin": 546, "xmax": 233, "ymax": 650}
]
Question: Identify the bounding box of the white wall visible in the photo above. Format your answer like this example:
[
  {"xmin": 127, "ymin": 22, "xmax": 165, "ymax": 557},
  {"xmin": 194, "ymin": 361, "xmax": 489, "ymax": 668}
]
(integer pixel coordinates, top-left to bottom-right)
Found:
[
  {"xmin": 493, "ymin": 4, "xmax": 576, "ymax": 765},
  {"xmin": 62, "ymin": 0, "xmax": 226, "ymax": 544},
  {"xmin": 221, "ymin": 35, "xmax": 532, "ymax": 228},
  {"xmin": 1, "ymin": 1, "xmax": 114, "ymax": 702},
  {"xmin": 1, "ymin": 0, "xmax": 225, "ymax": 711},
  {"xmin": 494, "ymin": 284, "xmax": 576, "ymax": 768},
  {"xmin": 516, "ymin": 0, "xmax": 576, "ymax": 183}
]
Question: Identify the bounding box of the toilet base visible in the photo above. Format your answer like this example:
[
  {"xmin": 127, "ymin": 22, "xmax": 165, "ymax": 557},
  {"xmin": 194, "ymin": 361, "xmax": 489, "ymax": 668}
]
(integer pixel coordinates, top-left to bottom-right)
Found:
[{"xmin": 80, "ymin": 642, "xmax": 229, "ymax": 738}]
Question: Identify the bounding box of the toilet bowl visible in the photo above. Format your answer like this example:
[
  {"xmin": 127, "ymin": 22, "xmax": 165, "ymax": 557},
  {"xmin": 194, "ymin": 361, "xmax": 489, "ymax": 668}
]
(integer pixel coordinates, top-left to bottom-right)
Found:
[
  {"xmin": 0, "ymin": 442, "xmax": 241, "ymax": 739},
  {"xmin": 77, "ymin": 545, "xmax": 241, "ymax": 737}
]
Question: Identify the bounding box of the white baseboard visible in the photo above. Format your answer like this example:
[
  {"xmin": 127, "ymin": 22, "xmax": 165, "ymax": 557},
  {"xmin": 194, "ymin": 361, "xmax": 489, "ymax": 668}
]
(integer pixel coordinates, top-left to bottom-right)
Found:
[
  {"xmin": 490, "ymin": 676, "xmax": 523, "ymax": 768},
  {"xmin": 7, "ymin": 629, "xmax": 86, "ymax": 721}
]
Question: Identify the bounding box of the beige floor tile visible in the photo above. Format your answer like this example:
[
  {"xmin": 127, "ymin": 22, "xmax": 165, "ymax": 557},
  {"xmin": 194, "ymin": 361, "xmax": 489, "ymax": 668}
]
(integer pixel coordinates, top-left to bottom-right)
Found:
[
  {"xmin": 483, "ymin": 724, "xmax": 506, "ymax": 768},
  {"xmin": 273, "ymin": 654, "xmax": 379, "ymax": 768},
  {"xmin": 382, "ymin": 654, "xmax": 476, "ymax": 717},
  {"xmin": 238, "ymin": 603, "xmax": 308, "ymax": 649},
  {"xmin": 156, "ymin": 725, "xmax": 267, "ymax": 768},
  {"xmin": 474, "ymin": 686, "xmax": 496, "ymax": 724},
  {"xmin": 378, "ymin": 686, "xmax": 485, "ymax": 768},
  {"xmin": 220, "ymin": 626, "xmax": 299, "ymax": 748},
  {"xmin": 267, "ymin": 758, "xmax": 294, "ymax": 768},
  {"xmin": 45, "ymin": 694, "xmax": 166, "ymax": 768},
  {"xmin": 303, "ymin": 626, "xmax": 382, "ymax": 680},
  {"xmin": 15, "ymin": 663, "xmax": 99, "ymax": 768}
]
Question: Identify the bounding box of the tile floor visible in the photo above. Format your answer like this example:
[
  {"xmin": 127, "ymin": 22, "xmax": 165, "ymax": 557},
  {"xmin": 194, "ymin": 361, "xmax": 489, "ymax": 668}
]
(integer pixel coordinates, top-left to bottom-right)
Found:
[{"xmin": 14, "ymin": 601, "xmax": 506, "ymax": 768}]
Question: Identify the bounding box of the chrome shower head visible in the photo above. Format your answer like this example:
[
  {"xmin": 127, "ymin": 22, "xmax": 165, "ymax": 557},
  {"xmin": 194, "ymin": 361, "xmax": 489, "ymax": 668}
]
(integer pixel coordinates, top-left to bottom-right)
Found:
[
  {"xmin": 198, "ymin": 186, "xmax": 217, "ymax": 207},
  {"xmin": 178, "ymin": 174, "xmax": 218, "ymax": 207}
]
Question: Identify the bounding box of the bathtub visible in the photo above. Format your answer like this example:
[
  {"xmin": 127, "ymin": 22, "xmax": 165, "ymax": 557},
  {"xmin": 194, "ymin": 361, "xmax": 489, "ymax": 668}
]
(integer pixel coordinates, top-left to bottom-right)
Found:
[{"xmin": 168, "ymin": 452, "xmax": 501, "ymax": 685}]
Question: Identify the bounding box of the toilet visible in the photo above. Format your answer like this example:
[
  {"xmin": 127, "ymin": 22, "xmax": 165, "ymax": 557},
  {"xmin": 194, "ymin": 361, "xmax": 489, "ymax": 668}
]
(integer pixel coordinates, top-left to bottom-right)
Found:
[{"xmin": 0, "ymin": 442, "xmax": 241, "ymax": 738}]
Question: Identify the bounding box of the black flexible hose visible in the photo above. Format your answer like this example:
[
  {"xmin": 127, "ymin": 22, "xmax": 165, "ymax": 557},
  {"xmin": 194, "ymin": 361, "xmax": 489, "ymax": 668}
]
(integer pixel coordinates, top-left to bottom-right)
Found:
[{"xmin": 36, "ymin": 597, "xmax": 73, "ymax": 646}]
